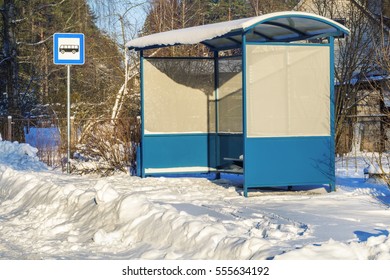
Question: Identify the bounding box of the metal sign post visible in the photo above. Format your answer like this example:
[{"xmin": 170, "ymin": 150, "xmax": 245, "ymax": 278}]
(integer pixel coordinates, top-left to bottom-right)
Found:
[
  {"xmin": 67, "ymin": 65, "xmax": 71, "ymax": 173},
  {"xmin": 53, "ymin": 33, "xmax": 85, "ymax": 174}
]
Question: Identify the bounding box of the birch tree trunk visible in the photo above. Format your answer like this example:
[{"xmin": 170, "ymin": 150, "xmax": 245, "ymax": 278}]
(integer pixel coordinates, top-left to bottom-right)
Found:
[{"xmin": 111, "ymin": 14, "xmax": 130, "ymax": 122}]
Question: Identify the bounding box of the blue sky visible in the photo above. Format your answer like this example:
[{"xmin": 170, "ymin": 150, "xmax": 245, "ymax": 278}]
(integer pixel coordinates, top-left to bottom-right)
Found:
[{"xmin": 88, "ymin": 0, "xmax": 148, "ymax": 44}]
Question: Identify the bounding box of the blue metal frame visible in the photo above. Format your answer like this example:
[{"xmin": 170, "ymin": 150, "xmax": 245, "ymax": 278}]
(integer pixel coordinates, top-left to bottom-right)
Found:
[
  {"xmin": 243, "ymin": 14, "xmax": 348, "ymax": 37},
  {"xmin": 242, "ymin": 33, "xmax": 248, "ymax": 197},
  {"xmin": 214, "ymin": 51, "xmax": 220, "ymax": 168},
  {"xmin": 329, "ymin": 36, "xmax": 336, "ymax": 191},
  {"xmin": 246, "ymin": 42, "xmax": 331, "ymax": 47},
  {"xmin": 140, "ymin": 50, "xmax": 145, "ymax": 178}
]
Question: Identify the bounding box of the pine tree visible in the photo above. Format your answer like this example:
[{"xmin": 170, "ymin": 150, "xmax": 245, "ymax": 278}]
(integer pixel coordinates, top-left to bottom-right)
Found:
[
  {"xmin": 0, "ymin": 0, "xmax": 24, "ymax": 140},
  {"xmin": 0, "ymin": 0, "xmax": 125, "ymax": 142}
]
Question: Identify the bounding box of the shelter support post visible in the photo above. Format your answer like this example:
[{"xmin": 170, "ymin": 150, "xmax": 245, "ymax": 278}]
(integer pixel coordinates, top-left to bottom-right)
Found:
[
  {"xmin": 329, "ymin": 36, "xmax": 336, "ymax": 192},
  {"xmin": 214, "ymin": 51, "xmax": 220, "ymax": 169},
  {"xmin": 140, "ymin": 50, "xmax": 145, "ymax": 178},
  {"xmin": 242, "ymin": 32, "xmax": 248, "ymax": 198}
]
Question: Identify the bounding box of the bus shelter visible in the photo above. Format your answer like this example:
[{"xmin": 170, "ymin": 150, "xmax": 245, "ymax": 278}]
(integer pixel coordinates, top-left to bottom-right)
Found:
[{"xmin": 126, "ymin": 11, "xmax": 350, "ymax": 197}]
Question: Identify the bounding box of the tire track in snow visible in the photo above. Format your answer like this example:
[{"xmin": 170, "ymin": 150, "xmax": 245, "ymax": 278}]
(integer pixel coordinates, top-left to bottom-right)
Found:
[{"xmin": 199, "ymin": 201, "xmax": 310, "ymax": 240}]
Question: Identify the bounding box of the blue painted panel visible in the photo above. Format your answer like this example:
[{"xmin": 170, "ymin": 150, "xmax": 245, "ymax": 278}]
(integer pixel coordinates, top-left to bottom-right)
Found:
[
  {"xmin": 245, "ymin": 136, "xmax": 333, "ymax": 187},
  {"xmin": 208, "ymin": 134, "xmax": 218, "ymax": 168},
  {"xmin": 143, "ymin": 134, "xmax": 209, "ymax": 170},
  {"xmin": 136, "ymin": 145, "xmax": 141, "ymax": 176}
]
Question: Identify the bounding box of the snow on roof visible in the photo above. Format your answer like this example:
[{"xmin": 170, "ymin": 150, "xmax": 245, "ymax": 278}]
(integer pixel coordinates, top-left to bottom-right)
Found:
[{"xmin": 126, "ymin": 11, "xmax": 350, "ymax": 51}]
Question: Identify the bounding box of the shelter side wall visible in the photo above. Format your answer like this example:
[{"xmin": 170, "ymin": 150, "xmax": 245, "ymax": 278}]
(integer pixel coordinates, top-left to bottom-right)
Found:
[
  {"xmin": 142, "ymin": 58, "xmax": 215, "ymax": 174},
  {"xmin": 244, "ymin": 44, "xmax": 333, "ymax": 187}
]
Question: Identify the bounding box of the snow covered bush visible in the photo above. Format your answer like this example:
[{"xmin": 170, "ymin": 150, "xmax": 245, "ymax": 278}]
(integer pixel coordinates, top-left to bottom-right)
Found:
[{"xmin": 70, "ymin": 118, "xmax": 140, "ymax": 175}]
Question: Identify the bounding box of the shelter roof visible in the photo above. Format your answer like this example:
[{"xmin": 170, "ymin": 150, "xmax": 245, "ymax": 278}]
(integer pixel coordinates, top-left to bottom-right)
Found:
[{"xmin": 126, "ymin": 11, "xmax": 350, "ymax": 51}]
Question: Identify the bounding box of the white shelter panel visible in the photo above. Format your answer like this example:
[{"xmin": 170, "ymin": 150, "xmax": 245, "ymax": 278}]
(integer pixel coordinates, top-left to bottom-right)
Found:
[
  {"xmin": 246, "ymin": 45, "xmax": 330, "ymax": 137},
  {"xmin": 144, "ymin": 59, "xmax": 214, "ymax": 134},
  {"xmin": 218, "ymin": 57, "xmax": 242, "ymax": 133}
]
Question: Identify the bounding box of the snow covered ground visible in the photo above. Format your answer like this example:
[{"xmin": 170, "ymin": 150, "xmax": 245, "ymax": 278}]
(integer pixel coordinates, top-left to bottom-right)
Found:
[{"xmin": 0, "ymin": 139, "xmax": 389, "ymax": 260}]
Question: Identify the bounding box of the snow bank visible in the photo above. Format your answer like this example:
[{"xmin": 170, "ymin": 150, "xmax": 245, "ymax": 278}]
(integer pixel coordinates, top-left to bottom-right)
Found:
[
  {"xmin": 275, "ymin": 234, "xmax": 390, "ymax": 260},
  {"xmin": 91, "ymin": 191, "xmax": 277, "ymax": 259},
  {"xmin": 0, "ymin": 170, "xmax": 288, "ymax": 259},
  {"xmin": 0, "ymin": 146, "xmax": 389, "ymax": 259},
  {"xmin": 0, "ymin": 140, "xmax": 47, "ymax": 171},
  {"xmin": 0, "ymin": 141, "xmax": 306, "ymax": 259},
  {"xmin": 2, "ymin": 166, "xmax": 387, "ymax": 260}
]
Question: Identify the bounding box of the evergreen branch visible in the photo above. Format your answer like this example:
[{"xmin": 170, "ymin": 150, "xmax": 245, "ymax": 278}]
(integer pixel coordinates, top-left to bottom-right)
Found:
[
  {"xmin": 0, "ymin": 57, "xmax": 11, "ymax": 65},
  {"xmin": 9, "ymin": 1, "xmax": 67, "ymax": 26},
  {"xmin": 17, "ymin": 25, "xmax": 75, "ymax": 46}
]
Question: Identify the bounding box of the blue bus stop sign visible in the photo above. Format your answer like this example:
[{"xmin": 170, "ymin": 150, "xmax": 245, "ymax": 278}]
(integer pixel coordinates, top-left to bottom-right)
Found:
[
  {"xmin": 53, "ymin": 33, "xmax": 85, "ymax": 65},
  {"xmin": 53, "ymin": 33, "xmax": 85, "ymax": 173}
]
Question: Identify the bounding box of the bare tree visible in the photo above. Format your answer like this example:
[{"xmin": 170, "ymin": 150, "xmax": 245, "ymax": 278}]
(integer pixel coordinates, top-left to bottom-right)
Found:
[
  {"xmin": 297, "ymin": 0, "xmax": 383, "ymax": 153},
  {"xmin": 363, "ymin": 8, "xmax": 390, "ymax": 185},
  {"xmin": 88, "ymin": 0, "xmax": 147, "ymax": 121},
  {"xmin": 248, "ymin": 0, "xmax": 299, "ymax": 15},
  {"xmin": 65, "ymin": 0, "xmax": 148, "ymax": 174}
]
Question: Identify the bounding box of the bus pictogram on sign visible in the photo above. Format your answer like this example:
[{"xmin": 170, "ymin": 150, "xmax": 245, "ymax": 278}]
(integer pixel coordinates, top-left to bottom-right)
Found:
[{"xmin": 59, "ymin": 45, "xmax": 79, "ymax": 54}]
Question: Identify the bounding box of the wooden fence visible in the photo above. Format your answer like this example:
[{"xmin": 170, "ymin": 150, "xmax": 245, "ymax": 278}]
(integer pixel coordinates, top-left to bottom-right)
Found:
[{"xmin": 0, "ymin": 116, "xmax": 140, "ymax": 171}]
